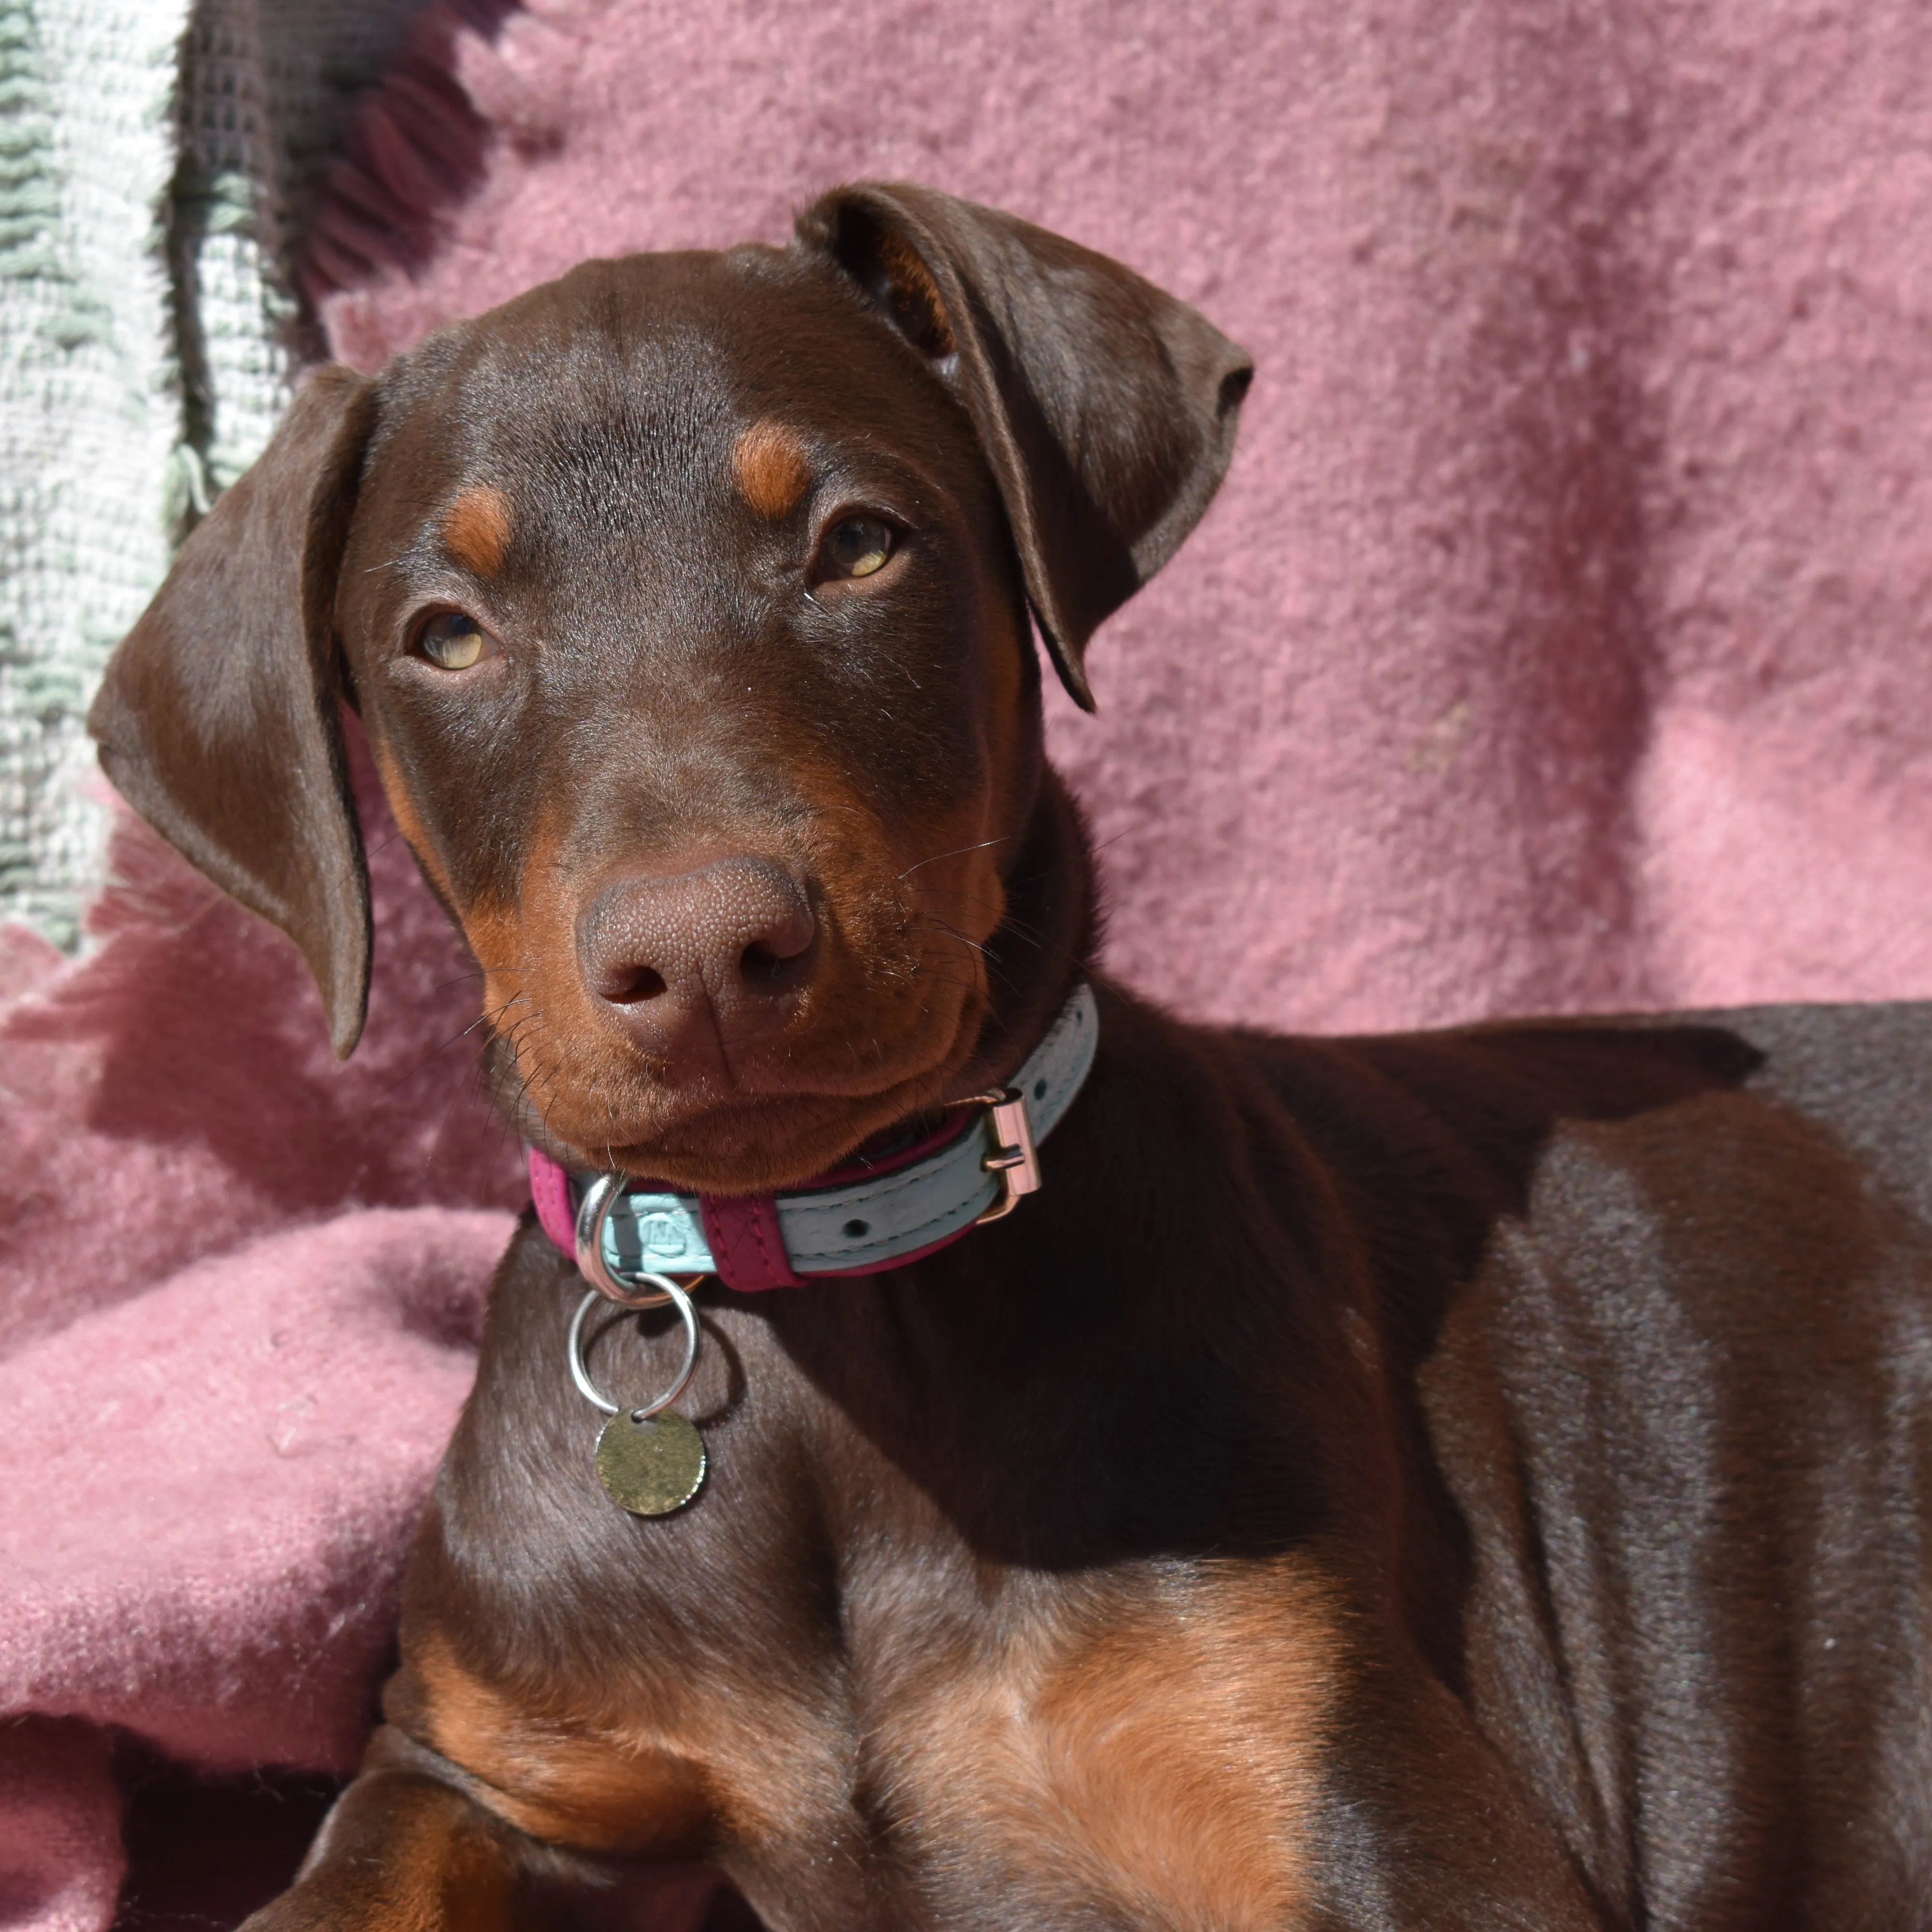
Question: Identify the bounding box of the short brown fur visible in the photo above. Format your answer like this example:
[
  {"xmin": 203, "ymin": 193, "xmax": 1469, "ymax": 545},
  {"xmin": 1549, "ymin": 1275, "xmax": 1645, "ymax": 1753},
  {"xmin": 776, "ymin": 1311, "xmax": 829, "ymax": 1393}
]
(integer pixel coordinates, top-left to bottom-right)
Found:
[
  {"xmin": 876, "ymin": 231, "xmax": 957, "ymax": 356},
  {"xmin": 369, "ymin": 737, "xmax": 456, "ymax": 906}
]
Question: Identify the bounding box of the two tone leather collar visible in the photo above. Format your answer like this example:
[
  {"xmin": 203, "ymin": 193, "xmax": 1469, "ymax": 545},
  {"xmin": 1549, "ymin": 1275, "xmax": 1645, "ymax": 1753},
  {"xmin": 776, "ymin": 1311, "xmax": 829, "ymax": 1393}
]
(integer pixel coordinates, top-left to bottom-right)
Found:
[{"xmin": 527, "ymin": 983, "xmax": 1099, "ymax": 1294}]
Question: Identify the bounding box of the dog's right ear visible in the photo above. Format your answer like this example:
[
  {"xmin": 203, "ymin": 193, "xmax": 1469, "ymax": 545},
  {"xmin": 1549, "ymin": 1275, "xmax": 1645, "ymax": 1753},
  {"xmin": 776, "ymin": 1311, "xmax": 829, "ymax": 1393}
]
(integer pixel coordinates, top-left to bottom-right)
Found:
[{"xmin": 89, "ymin": 366, "xmax": 378, "ymax": 1059}]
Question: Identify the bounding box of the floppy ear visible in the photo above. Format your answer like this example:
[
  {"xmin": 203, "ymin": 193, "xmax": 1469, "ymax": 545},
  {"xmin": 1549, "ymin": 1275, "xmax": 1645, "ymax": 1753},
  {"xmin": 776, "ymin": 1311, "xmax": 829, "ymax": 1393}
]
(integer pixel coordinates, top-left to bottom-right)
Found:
[
  {"xmin": 797, "ymin": 183, "xmax": 1253, "ymax": 711},
  {"xmin": 88, "ymin": 365, "xmax": 378, "ymax": 1058}
]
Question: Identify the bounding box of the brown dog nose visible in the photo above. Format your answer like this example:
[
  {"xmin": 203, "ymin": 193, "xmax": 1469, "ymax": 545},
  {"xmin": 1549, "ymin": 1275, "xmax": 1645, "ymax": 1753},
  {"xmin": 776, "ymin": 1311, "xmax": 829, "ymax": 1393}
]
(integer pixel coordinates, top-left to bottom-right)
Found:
[{"xmin": 576, "ymin": 856, "xmax": 818, "ymax": 1073}]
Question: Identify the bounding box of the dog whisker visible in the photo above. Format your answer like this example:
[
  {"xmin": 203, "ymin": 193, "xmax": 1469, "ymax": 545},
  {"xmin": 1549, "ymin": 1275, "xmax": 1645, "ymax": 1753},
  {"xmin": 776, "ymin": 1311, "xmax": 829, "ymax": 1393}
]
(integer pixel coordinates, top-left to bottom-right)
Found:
[{"xmin": 896, "ymin": 836, "xmax": 1013, "ymax": 883}]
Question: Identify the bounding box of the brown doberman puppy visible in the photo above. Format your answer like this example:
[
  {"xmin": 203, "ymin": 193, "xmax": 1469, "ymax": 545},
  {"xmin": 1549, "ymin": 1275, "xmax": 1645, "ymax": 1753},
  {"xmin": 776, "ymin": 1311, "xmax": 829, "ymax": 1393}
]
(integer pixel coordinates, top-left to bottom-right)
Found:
[{"xmin": 92, "ymin": 183, "xmax": 1932, "ymax": 1930}]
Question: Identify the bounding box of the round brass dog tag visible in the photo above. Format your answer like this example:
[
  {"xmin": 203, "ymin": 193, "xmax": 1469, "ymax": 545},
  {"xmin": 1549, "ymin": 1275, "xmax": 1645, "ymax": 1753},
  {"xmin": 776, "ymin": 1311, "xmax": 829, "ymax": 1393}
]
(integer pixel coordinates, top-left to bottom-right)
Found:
[{"xmin": 596, "ymin": 1412, "xmax": 707, "ymax": 1516}]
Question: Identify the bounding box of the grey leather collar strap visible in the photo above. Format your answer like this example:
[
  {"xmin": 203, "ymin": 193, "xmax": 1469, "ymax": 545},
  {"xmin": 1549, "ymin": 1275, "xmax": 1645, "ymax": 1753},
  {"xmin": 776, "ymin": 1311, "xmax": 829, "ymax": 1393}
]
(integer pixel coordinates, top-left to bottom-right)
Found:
[{"xmin": 585, "ymin": 983, "xmax": 1098, "ymax": 1288}]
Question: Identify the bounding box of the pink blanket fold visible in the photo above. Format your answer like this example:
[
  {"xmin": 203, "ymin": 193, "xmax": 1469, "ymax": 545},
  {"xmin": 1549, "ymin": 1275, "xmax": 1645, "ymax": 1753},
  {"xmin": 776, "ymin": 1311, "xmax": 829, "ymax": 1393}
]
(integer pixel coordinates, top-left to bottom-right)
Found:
[
  {"xmin": 11, "ymin": 0, "xmax": 1932, "ymax": 1924},
  {"xmin": 0, "ymin": 741, "xmax": 521, "ymax": 1927}
]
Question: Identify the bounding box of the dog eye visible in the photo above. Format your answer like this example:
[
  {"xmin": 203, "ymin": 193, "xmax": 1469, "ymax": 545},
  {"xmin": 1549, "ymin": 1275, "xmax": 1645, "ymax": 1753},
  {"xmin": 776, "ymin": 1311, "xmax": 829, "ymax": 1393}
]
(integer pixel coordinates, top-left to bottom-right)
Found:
[
  {"xmin": 822, "ymin": 516, "xmax": 895, "ymax": 580},
  {"xmin": 416, "ymin": 612, "xmax": 493, "ymax": 670}
]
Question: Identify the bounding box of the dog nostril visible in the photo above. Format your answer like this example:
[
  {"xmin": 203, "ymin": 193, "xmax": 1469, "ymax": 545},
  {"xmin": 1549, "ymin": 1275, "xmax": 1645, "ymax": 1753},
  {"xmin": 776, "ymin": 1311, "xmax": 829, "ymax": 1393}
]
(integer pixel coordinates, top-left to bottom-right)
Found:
[
  {"xmin": 740, "ymin": 940, "xmax": 806, "ymax": 988},
  {"xmin": 607, "ymin": 965, "xmax": 668, "ymax": 1005}
]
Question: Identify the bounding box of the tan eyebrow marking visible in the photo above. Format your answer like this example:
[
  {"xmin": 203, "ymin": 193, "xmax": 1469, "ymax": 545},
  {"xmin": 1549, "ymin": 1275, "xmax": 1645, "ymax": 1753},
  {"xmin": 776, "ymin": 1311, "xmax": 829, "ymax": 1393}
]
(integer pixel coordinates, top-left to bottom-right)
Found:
[
  {"xmin": 731, "ymin": 420, "xmax": 811, "ymax": 520},
  {"xmin": 441, "ymin": 486, "xmax": 513, "ymax": 576}
]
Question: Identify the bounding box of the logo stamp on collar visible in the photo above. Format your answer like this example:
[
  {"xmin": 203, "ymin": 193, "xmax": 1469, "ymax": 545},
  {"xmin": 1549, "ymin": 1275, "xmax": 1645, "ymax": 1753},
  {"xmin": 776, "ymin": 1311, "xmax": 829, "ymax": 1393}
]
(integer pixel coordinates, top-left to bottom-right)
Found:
[{"xmin": 632, "ymin": 1210, "xmax": 705, "ymax": 1271}]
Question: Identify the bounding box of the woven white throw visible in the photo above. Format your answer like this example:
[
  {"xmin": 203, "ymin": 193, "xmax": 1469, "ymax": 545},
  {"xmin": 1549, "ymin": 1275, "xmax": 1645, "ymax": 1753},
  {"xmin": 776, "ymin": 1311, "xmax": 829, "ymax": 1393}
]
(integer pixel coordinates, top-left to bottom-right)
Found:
[{"xmin": 0, "ymin": 0, "xmax": 297, "ymax": 951}]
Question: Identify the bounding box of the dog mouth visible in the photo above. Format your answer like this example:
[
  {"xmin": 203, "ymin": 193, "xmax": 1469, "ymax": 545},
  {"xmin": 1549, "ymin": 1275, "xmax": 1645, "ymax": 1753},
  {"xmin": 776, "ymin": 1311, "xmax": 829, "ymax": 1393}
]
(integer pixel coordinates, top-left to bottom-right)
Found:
[{"xmin": 487, "ymin": 991, "xmax": 987, "ymax": 1194}]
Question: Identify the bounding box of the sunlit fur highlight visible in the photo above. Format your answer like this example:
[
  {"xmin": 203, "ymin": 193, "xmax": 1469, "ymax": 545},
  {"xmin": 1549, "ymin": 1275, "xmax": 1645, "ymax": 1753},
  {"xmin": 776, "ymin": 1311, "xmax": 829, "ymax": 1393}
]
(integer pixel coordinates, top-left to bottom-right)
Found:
[{"xmin": 409, "ymin": 1640, "xmax": 712, "ymax": 1855}]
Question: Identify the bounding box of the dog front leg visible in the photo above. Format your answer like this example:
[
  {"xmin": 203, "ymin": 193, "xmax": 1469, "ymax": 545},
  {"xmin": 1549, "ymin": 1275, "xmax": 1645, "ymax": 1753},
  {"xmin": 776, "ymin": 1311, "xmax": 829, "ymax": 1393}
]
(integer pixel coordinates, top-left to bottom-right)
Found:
[
  {"xmin": 238, "ymin": 1754, "xmax": 521, "ymax": 1932},
  {"xmin": 241, "ymin": 1725, "xmax": 729, "ymax": 1932}
]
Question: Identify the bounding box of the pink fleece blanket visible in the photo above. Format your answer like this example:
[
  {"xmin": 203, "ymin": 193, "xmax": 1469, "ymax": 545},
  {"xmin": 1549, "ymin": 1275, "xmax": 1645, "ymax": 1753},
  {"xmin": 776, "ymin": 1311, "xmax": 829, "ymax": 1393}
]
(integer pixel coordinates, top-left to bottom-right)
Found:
[{"xmin": 11, "ymin": 0, "xmax": 1932, "ymax": 1922}]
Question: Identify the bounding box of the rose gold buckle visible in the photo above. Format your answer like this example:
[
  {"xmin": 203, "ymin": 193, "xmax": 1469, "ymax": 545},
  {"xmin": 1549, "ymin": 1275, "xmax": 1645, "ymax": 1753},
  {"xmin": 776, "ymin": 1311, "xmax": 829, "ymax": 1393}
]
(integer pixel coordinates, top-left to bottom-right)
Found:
[{"xmin": 967, "ymin": 1086, "xmax": 1041, "ymax": 1224}]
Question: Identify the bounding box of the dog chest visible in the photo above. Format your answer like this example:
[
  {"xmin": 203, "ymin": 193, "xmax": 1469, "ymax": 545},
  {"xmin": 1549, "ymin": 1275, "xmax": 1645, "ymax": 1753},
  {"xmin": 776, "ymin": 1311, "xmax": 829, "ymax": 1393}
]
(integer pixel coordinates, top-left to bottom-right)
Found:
[{"xmin": 405, "ymin": 1256, "xmax": 1356, "ymax": 1929}]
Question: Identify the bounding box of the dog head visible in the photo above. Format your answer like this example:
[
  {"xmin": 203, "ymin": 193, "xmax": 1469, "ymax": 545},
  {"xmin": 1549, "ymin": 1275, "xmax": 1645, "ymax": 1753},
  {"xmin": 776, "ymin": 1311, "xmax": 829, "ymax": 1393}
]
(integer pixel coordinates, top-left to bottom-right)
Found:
[{"xmin": 90, "ymin": 184, "xmax": 1250, "ymax": 1192}]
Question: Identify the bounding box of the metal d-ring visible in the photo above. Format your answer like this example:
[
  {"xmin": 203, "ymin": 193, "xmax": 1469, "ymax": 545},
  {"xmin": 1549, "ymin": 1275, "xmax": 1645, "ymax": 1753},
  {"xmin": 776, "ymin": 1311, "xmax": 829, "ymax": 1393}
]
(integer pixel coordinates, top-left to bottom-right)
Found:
[
  {"xmin": 573, "ymin": 1169, "xmax": 680, "ymax": 1307},
  {"xmin": 567, "ymin": 1277, "xmax": 701, "ymax": 1421}
]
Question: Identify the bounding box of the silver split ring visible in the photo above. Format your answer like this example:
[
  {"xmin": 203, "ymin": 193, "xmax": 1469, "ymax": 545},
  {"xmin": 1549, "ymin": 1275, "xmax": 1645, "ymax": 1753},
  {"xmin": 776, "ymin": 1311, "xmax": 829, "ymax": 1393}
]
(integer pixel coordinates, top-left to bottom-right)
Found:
[
  {"xmin": 567, "ymin": 1279, "xmax": 700, "ymax": 1421},
  {"xmin": 573, "ymin": 1170, "xmax": 678, "ymax": 1307}
]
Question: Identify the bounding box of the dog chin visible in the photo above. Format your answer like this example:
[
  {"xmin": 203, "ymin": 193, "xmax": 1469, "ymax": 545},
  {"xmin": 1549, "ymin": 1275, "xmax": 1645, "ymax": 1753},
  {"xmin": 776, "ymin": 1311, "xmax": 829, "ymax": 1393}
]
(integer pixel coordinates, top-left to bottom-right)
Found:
[
  {"xmin": 520, "ymin": 1074, "xmax": 955, "ymax": 1194},
  {"xmin": 497, "ymin": 995, "xmax": 989, "ymax": 1192}
]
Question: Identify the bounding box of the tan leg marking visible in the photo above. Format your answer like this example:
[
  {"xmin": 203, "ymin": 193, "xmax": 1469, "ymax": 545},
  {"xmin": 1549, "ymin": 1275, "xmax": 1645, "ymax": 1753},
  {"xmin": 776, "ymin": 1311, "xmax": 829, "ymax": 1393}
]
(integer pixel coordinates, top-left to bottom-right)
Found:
[
  {"xmin": 271, "ymin": 1767, "xmax": 518, "ymax": 1932},
  {"xmin": 410, "ymin": 1638, "xmax": 714, "ymax": 1856},
  {"xmin": 442, "ymin": 486, "xmax": 513, "ymax": 576},
  {"xmin": 732, "ymin": 421, "xmax": 811, "ymax": 520},
  {"xmin": 889, "ymin": 1559, "xmax": 1346, "ymax": 1928}
]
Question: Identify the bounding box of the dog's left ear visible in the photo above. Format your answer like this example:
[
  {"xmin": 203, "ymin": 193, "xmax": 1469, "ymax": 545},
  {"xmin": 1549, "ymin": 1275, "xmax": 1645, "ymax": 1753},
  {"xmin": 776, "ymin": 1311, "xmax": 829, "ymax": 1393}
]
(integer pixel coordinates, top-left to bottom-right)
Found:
[
  {"xmin": 88, "ymin": 366, "xmax": 378, "ymax": 1058},
  {"xmin": 798, "ymin": 183, "xmax": 1252, "ymax": 710}
]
